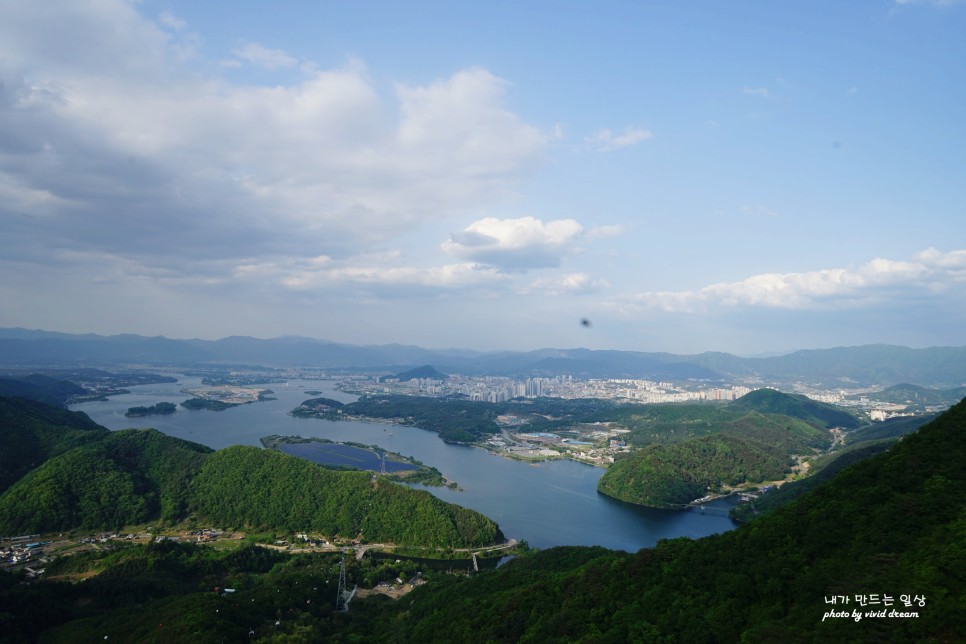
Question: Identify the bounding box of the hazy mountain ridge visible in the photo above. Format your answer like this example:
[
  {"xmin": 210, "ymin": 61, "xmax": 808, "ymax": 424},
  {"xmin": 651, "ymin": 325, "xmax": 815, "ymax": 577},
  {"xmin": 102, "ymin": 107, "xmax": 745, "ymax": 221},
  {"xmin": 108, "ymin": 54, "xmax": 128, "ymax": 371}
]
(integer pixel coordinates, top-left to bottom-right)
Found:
[{"xmin": 2, "ymin": 328, "xmax": 965, "ymax": 386}]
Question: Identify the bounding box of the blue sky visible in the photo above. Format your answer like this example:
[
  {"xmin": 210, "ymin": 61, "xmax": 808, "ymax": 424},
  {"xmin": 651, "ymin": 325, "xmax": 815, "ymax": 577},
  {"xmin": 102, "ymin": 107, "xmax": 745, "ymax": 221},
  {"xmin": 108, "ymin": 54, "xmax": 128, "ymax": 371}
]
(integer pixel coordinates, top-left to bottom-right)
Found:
[{"xmin": 1, "ymin": 0, "xmax": 964, "ymax": 354}]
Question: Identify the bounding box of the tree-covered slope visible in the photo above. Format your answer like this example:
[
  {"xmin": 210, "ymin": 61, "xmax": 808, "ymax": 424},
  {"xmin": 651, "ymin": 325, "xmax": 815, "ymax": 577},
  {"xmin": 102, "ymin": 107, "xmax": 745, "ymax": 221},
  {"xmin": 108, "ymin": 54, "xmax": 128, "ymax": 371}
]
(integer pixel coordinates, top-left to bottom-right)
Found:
[
  {"xmin": 0, "ymin": 429, "xmax": 211, "ymax": 533},
  {"xmin": 598, "ymin": 411, "xmax": 830, "ymax": 507},
  {"xmin": 729, "ymin": 387, "xmax": 861, "ymax": 428},
  {"xmin": 349, "ymin": 397, "xmax": 966, "ymax": 642},
  {"xmin": 846, "ymin": 413, "xmax": 934, "ymax": 444},
  {"xmin": 0, "ymin": 375, "xmax": 86, "ymax": 407},
  {"xmin": 296, "ymin": 394, "xmax": 502, "ymax": 444},
  {"xmin": 0, "ymin": 398, "xmax": 502, "ymax": 548},
  {"xmin": 189, "ymin": 446, "xmax": 502, "ymax": 547},
  {"xmin": 0, "ymin": 396, "xmax": 108, "ymax": 494}
]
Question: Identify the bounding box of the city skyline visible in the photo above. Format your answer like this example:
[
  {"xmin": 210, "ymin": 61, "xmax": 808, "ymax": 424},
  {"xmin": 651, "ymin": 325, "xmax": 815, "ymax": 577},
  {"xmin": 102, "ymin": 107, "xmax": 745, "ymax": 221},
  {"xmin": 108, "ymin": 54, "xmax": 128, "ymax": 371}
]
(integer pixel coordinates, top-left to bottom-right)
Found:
[{"xmin": 1, "ymin": 0, "xmax": 964, "ymax": 354}]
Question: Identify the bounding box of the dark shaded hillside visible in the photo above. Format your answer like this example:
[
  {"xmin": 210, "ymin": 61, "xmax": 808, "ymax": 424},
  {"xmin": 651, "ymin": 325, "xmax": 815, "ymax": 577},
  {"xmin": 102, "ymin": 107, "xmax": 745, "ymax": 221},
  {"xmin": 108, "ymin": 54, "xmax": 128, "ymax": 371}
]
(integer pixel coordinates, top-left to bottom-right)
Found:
[
  {"xmin": 348, "ymin": 397, "xmax": 966, "ymax": 642},
  {"xmin": 0, "ymin": 396, "xmax": 107, "ymax": 493},
  {"xmin": 846, "ymin": 413, "xmax": 934, "ymax": 444},
  {"xmin": 0, "ymin": 374, "xmax": 86, "ymax": 407},
  {"xmin": 729, "ymin": 387, "xmax": 860, "ymax": 428},
  {"xmin": 393, "ymin": 365, "xmax": 448, "ymax": 381}
]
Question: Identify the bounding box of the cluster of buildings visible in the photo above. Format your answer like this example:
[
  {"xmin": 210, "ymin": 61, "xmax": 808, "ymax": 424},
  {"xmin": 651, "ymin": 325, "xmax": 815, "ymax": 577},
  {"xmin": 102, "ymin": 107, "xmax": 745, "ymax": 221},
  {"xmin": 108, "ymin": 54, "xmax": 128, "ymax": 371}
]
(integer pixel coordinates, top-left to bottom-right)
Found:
[
  {"xmin": 1, "ymin": 537, "xmax": 48, "ymax": 576},
  {"xmin": 484, "ymin": 422, "xmax": 633, "ymax": 466},
  {"xmin": 354, "ymin": 373, "xmax": 754, "ymax": 405}
]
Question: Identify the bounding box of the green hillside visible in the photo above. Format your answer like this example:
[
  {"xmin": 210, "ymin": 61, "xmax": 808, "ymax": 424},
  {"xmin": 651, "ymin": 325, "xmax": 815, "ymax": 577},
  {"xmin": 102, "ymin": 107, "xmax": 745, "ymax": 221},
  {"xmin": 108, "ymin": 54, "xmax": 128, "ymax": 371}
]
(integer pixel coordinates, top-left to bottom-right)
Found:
[
  {"xmin": 729, "ymin": 387, "xmax": 861, "ymax": 428},
  {"xmin": 846, "ymin": 413, "xmax": 934, "ymax": 444},
  {"xmin": 0, "ymin": 397, "xmax": 108, "ymax": 494},
  {"xmin": 345, "ymin": 396, "xmax": 966, "ymax": 641},
  {"xmin": 189, "ymin": 446, "xmax": 502, "ymax": 547},
  {"xmin": 0, "ymin": 397, "xmax": 502, "ymax": 547},
  {"xmin": 1, "ymin": 398, "xmax": 963, "ymax": 640},
  {"xmin": 0, "ymin": 428, "xmax": 211, "ymax": 533},
  {"xmin": 598, "ymin": 411, "xmax": 830, "ymax": 507},
  {"xmin": 296, "ymin": 394, "xmax": 502, "ymax": 444}
]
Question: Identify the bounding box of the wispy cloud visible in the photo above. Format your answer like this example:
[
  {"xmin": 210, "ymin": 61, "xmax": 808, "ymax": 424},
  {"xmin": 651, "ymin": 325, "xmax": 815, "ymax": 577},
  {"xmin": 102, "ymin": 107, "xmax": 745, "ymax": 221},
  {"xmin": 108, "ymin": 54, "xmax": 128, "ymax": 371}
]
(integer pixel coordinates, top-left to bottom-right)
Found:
[
  {"xmin": 611, "ymin": 249, "xmax": 966, "ymax": 314},
  {"xmin": 526, "ymin": 273, "xmax": 609, "ymax": 296},
  {"xmin": 742, "ymin": 87, "xmax": 771, "ymax": 99},
  {"xmin": 586, "ymin": 127, "xmax": 653, "ymax": 151},
  {"xmin": 157, "ymin": 11, "xmax": 186, "ymax": 31},
  {"xmin": 231, "ymin": 42, "xmax": 299, "ymax": 69}
]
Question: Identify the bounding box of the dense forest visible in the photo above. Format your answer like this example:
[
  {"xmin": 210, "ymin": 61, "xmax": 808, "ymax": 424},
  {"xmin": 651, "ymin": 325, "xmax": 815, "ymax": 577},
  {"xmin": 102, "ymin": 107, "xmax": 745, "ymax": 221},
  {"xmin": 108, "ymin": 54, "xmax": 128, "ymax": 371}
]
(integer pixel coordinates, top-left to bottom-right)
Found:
[
  {"xmin": 190, "ymin": 446, "xmax": 500, "ymax": 546},
  {"xmin": 179, "ymin": 397, "xmax": 238, "ymax": 411},
  {"xmin": 339, "ymin": 396, "xmax": 966, "ymax": 641},
  {"xmin": 125, "ymin": 402, "xmax": 177, "ymax": 417},
  {"xmin": 293, "ymin": 394, "xmax": 503, "ymax": 443},
  {"xmin": 598, "ymin": 410, "xmax": 831, "ymax": 507},
  {"xmin": 293, "ymin": 388, "xmax": 859, "ymax": 449},
  {"xmin": 0, "ymin": 396, "xmax": 501, "ymax": 547},
  {"xmin": 2, "ymin": 396, "xmax": 962, "ymax": 640},
  {"xmin": 0, "ymin": 396, "xmax": 108, "ymax": 493}
]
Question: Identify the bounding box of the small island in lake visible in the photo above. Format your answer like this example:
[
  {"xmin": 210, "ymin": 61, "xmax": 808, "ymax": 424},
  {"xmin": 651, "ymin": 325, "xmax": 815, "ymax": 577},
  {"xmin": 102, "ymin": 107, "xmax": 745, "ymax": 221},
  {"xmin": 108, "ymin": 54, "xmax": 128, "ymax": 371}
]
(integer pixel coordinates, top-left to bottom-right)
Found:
[
  {"xmin": 180, "ymin": 397, "xmax": 239, "ymax": 411},
  {"xmin": 261, "ymin": 435, "xmax": 455, "ymax": 488},
  {"xmin": 125, "ymin": 401, "xmax": 177, "ymax": 417},
  {"xmin": 179, "ymin": 385, "xmax": 275, "ymax": 411}
]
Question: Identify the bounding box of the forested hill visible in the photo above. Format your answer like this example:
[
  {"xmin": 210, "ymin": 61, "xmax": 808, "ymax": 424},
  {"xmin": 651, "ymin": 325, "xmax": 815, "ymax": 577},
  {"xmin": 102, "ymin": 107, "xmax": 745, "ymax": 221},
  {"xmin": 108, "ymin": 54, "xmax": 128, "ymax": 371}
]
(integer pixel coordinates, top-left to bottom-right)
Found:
[
  {"xmin": 597, "ymin": 410, "xmax": 830, "ymax": 507},
  {"xmin": 729, "ymin": 387, "xmax": 861, "ymax": 428},
  {"xmin": 347, "ymin": 397, "xmax": 966, "ymax": 641},
  {"xmin": 190, "ymin": 446, "xmax": 501, "ymax": 547},
  {"xmin": 0, "ymin": 396, "xmax": 502, "ymax": 547},
  {"xmin": 0, "ymin": 397, "xmax": 108, "ymax": 493}
]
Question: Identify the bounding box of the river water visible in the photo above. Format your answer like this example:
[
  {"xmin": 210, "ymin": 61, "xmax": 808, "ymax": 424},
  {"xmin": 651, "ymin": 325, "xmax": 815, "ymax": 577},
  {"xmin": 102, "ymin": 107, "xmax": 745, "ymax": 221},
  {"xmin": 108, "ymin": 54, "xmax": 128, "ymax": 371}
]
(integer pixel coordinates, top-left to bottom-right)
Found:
[{"xmin": 70, "ymin": 377, "xmax": 737, "ymax": 551}]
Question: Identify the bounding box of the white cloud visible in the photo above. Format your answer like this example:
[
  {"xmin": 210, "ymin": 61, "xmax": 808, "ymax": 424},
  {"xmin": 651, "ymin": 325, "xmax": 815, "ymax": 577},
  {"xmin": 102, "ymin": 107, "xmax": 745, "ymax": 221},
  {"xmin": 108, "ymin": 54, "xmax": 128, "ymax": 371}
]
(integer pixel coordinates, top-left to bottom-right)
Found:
[
  {"xmin": 612, "ymin": 249, "xmax": 966, "ymax": 314},
  {"xmin": 232, "ymin": 42, "xmax": 299, "ymax": 70},
  {"xmin": 442, "ymin": 216, "xmax": 585, "ymax": 271},
  {"xmin": 586, "ymin": 126, "xmax": 653, "ymax": 151},
  {"xmin": 0, "ymin": 1, "xmax": 549, "ymax": 281}
]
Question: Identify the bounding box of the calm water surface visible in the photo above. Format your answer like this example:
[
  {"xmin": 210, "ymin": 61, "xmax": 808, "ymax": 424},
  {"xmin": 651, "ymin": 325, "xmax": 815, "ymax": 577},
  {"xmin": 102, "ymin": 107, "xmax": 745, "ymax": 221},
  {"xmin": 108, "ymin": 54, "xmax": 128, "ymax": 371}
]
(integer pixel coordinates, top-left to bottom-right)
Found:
[{"xmin": 71, "ymin": 377, "xmax": 737, "ymax": 551}]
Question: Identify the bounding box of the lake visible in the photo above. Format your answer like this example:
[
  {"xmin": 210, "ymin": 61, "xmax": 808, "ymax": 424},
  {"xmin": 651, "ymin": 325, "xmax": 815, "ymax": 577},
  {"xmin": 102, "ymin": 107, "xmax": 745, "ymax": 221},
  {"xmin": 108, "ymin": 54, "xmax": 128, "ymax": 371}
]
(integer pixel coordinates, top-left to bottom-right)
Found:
[{"xmin": 70, "ymin": 377, "xmax": 738, "ymax": 551}]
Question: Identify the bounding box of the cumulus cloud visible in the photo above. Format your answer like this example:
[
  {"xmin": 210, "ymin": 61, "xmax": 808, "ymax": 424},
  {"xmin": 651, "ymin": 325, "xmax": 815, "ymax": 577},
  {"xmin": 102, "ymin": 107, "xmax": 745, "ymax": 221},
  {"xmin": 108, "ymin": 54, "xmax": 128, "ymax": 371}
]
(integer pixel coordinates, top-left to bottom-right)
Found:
[
  {"xmin": 586, "ymin": 127, "xmax": 653, "ymax": 151},
  {"xmin": 0, "ymin": 0, "xmax": 548, "ymax": 283},
  {"xmin": 612, "ymin": 249, "xmax": 966, "ymax": 314},
  {"xmin": 442, "ymin": 216, "xmax": 585, "ymax": 271}
]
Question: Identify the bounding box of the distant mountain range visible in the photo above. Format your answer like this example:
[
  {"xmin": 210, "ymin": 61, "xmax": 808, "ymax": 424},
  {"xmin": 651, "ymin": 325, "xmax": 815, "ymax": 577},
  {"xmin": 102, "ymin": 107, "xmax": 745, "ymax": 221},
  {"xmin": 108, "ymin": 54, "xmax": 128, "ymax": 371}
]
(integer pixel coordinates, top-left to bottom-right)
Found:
[{"xmin": 2, "ymin": 328, "xmax": 965, "ymax": 388}]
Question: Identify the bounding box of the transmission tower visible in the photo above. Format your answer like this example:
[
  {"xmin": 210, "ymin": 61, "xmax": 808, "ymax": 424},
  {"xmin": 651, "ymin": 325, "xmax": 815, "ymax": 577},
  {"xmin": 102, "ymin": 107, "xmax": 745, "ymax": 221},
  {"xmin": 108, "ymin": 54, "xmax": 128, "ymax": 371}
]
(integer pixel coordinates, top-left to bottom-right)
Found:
[{"xmin": 336, "ymin": 556, "xmax": 356, "ymax": 612}]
